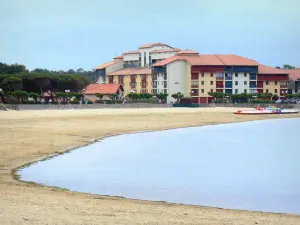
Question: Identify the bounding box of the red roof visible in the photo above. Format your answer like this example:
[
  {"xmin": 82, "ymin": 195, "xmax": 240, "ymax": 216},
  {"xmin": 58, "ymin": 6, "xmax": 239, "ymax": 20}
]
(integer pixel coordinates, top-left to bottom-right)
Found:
[
  {"xmin": 286, "ymin": 69, "xmax": 300, "ymax": 81},
  {"xmin": 113, "ymin": 55, "xmax": 123, "ymax": 59},
  {"xmin": 216, "ymin": 55, "xmax": 258, "ymax": 66},
  {"xmin": 177, "ymin": 49, "xmax": 199, "ymax": 55},
  {"xmin": 151, "ymin": 48, "xmax": 181, "ymax": 53},
  {"xmin": 83, "ymin": 84, "xmax": 123, "ymax": 95},
  {"xmin": 258, "ymin": 64, "xmax": 289, "ymax": 74},
  {"xmin": 107, "ymin": 67, "xmax": 151, "ymax": 75},
  {"xmin": 123, "ymin": 51, "xmax": 139, "ymax": 55},
  {"xmin": 94, "ymin": 60, "xmax": 122, "ymax": 70},
  {"xmin": 139, "ymin": 43, "xmax": 172, "ymax": 49},
  {"xmin": 153, "ymin": 55, "xmax": 225, "ymax": 67}
]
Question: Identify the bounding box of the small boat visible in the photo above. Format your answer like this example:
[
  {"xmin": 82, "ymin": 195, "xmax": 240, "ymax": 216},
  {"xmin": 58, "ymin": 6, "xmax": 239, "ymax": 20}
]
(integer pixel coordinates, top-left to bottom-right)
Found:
[{"xmin": 234, "ymin": 106, "xmax": 299, "ymax": 115}]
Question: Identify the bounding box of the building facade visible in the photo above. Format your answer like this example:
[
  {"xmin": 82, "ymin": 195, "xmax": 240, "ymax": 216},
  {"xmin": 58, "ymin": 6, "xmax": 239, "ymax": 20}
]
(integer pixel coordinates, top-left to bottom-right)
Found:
[{"xmin": 93, "ymin": 42, "xmax": 298, "ymax": 103}]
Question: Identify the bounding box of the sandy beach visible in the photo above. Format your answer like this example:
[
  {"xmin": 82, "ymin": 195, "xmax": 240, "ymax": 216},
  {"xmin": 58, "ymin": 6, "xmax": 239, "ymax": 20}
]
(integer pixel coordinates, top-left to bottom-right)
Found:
[{"xmin": 1, "ymin": 107, "xmax": 300, "ymax": 225}]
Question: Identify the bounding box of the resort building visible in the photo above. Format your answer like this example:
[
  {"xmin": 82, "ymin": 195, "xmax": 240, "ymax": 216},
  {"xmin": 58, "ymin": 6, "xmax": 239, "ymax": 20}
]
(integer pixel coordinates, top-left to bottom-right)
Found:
[
  {"xmin": 93, "ymin": 42, "xmax": 298, "ymax": 103},
  {"xmin": 287, "ymin": 69, "xmax": 300, "ymax": 94}
]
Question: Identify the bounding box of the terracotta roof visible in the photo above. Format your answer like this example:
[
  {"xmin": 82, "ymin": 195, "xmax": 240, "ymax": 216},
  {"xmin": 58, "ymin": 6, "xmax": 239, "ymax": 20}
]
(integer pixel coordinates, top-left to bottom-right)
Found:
[
  {"xmin": 94, "ymin": 60, "xmax": 122, "ymax": 70},
  {"xmin": 151, "ymin": 48, "xmax": 182, "ymax": 53},
  {"xmin": 107, "ymin": 67, "xmax": 151, "ymax": 76},
  {"xmin": 216, "ymin": 55, "xmax": 258, "ymax": 66},
  {"xmin": 123, "ymin": 51, "xmax": 139, "ymax": 54},
  {"xmin": 83, "ymin": 84, "xmax": 123, "ymax": 95},
  {"xmin": 113, "ymin": 55, "xmax": 123, "ymax": 59},
  {"xmin": 177, "ymin": 49, "xmax": 199, "ymax": 55},
  {"xmin": 152, "ymin": 55, "xmax": 224, "ymax": 67},
  {"xmin": 139, "ymin": 43, "xmax": 172, "ymax": 49},
  {"xmin": 258, "ymin": 64, "xmax": 289, "ymax": 74},
  {"xmin": 286, "ymin": 69, "xmax": 300, "ymax": 81}
]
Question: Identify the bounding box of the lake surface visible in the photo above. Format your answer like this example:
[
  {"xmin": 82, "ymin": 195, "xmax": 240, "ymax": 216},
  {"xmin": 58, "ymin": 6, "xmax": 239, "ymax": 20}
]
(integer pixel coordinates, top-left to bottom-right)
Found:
[{"xmin": 18, "ymin": 118, "xmax": 300, "ymax": 215}]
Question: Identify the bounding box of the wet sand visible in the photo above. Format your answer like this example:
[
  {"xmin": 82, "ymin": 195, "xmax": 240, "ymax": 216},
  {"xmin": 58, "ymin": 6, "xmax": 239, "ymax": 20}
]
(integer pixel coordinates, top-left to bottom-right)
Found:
[{"xmin": 0, "ymin": 107, "xmax": 300, "ymax": 225}]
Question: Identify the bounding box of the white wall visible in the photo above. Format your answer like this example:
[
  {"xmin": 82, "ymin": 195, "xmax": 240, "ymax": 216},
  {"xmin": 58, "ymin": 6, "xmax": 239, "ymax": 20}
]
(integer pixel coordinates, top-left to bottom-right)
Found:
[
  {"xmin": 97, "ymin": 76, "xmax": 105, "ymax": 84},
  {"xmin": 123, "ymin": 53, "xmax": 139, "ymax": 61},
  {"xmin": 139, "ymin": 45, "xmax": 173, "ymax": 67},
  {"xmin": 167, "ymin": 61, "xmax": 187, "ymax": 103},
  {"xmin": 156, "ymin": 73, "xmax": 167, "ymax": 93},
  {"xmin": 106, "ymin": 61, "xmax": 124, "ymax": 74},
  {"xmin": 151, "ymin": 51, "xmax": 177, "ymax": 60},
  {"xmin": 232, "ymin": 73, "xmax": 250, "ymax": 94}
]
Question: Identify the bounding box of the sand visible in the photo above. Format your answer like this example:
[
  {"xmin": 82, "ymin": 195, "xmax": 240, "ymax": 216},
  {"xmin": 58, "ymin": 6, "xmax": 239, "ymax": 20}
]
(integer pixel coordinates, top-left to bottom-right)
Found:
[{"xmin": 0, "ymin": 107, "xmax": 300, "ymax": 225}]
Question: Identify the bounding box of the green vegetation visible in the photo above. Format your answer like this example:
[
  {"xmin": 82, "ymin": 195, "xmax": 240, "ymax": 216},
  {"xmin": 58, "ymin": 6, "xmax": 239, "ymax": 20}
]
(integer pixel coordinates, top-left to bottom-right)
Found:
[
  {"xmin": 0, "ymin": 62, "xmax": 90, "ymax": 97},
  {"xmin": 171, "ymin": 92, "xmax": 184, "ymax": 103}
]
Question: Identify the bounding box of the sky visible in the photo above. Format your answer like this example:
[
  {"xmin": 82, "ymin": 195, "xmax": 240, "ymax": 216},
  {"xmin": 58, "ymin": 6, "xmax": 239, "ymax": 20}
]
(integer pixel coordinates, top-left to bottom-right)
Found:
[{"xmin": 1, "ymin": 0, "xmax": 300, "ymax": 71}]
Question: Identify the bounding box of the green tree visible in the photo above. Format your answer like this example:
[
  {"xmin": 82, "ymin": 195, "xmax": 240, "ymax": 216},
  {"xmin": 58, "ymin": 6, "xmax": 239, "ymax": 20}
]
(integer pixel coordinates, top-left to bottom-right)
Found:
[
  {"xmin": 171, "ymin": 92, "xmax": 184, "ymax": 103},
  {"xmin": 156, "ymin": 93, "xmax": 168, "ymax": 102},
  {"xmin": 283, "ymin": 64, "xmax": 295, "ymax": 70},
  {"xmin": 10, "ymin": 90, "xmax": 29, "ymax": 103},
  {"xmin": 95, "ymin": 93, "xmax": 104, "ymax": 102},
  {"xmin": 29, "ymin": 92, "xmax": 40, "ymax": 103}
]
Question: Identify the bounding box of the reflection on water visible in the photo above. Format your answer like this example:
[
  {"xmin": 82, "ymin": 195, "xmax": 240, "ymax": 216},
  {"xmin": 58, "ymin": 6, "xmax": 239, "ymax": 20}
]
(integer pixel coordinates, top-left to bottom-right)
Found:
[{"xmin": 18, "ymin": 118, "xmax": 300, "ymax": 214}]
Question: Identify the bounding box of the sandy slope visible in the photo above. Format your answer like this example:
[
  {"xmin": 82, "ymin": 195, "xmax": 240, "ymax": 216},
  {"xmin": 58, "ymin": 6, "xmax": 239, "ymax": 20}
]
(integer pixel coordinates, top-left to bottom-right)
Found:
[{"xmin": 0, "ymin": 107, "xmax": 300, "ymax": 225}]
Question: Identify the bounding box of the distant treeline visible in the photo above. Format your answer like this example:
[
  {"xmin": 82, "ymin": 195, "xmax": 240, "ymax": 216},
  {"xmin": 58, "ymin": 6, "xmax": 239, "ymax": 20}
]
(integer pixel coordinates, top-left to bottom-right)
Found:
[{"xmin": 0, "ymin": 62, "xmax": 99, "ymax": 95}]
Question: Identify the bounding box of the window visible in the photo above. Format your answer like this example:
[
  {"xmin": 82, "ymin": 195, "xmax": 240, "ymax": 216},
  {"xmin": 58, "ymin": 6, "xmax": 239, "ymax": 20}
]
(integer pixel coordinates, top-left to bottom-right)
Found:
[
  {"xmin": 201, "ymin": 81, "xmax": 204, "ymax": 85},
  {"xmin": 266, "ymin": 81, "xmax": 269, "ymax": 85},
  {"xmin": 250, "ymin": 73, "xmax": 257, "ymax": 80},
  {"xmin": 164, "ymin": 81, "xmax": 167, "ymax": 88},
  {"xmin": 244, "ymin": 89, "xmax": 247, "ymax": 93},
  {"xmin": 201, "ymin": 73, "xmax": 204, "ymax": 77},
  {"xmin": 164, "ymin": 89, "xmax": 167, "ymax": 94},
  {"xmin": 244, "ymin": 81, "xmax": 247, "ymax": 85},
  {"xmin": 266, "ymin": 89, "xmax": 269, "ymax": 93},
  {"xmin": 244, "ymin": 73, "xmax": 247, "ymax": 77},
  {"xmin": 201, "ymin": 89, "xmax": 204, "ymax": 93},
  {"xmin": 210, "ymin": 81, "xmax": 213, "ymax": 85},
  {"xmin": 191, "ymin": 80, "xmax": 199, "ymax": 86},
  {"xmin": 275, "ymin": 89, "xmax": 278, "ymax": 93},
  {"xmin": 235, "ymin": 89, "xmax": 238, "ymax": 94},
  {"xmin": 235, "ymin": 73, "xmax": 238, "ymax": 77},
  {"xmin": 210, "ymin": 89, "xmax": 213, "ymax": 93},
  {"xmin": 216, "ymin": 72, "xmax": 224, "ymax": 79},
  {"xmin": 275, "ymin": 81, "xmax": 278, "ymax": 85},
  {"xmin": 164, "ymin": 73, "xmax": 167, "ymax": 80},
  {"xmin": 211, "ymin": 73, "xmax": 213, "ymax": 77},
  {"xmin": 235, "ymin": 81, "xmax": 238, "ymax": 85}
]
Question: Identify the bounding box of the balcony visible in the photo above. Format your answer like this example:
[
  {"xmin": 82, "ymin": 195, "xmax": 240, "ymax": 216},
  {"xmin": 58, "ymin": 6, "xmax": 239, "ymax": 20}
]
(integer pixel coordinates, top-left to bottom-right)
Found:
[
  {"xmin": 257, "ymin": 81, "xmax": 263, "ymax": 88},
  {"xmin": 216, "ymin": 81, "xmax": 224, "ymax": 88},
  {"xmin": 225, "ymin": 81, "xmax": 232, "ymax": 88}
]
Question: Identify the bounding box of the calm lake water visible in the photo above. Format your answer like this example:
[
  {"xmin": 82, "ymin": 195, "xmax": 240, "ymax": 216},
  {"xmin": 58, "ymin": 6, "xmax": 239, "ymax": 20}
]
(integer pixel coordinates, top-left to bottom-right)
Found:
[{"xmin": 19, "ymin": 118, "xmax": 300, "ymax": 215}]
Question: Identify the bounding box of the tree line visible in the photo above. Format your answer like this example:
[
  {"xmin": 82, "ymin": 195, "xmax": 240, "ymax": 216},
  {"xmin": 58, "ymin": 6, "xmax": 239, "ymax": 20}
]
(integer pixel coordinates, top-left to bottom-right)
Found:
[{"xmin": 0, "ymin": 62, "xmax": 91, "ymax": 98}]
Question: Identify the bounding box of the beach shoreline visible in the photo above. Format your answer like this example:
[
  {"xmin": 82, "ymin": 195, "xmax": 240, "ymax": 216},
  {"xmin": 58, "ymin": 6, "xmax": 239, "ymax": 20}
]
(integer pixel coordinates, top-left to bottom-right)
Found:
[{"xmin": 1, "ymin": 107, "xmax": 300, "ymax": 225}]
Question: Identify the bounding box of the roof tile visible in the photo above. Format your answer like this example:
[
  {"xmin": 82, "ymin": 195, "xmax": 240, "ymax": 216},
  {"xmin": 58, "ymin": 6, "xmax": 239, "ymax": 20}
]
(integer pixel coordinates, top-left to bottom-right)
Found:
[
  {"xmin": 258, "ymin": 64, "xmax": 289, "ymax": 74},
  {"xmin": 83, "ymin": 84, "xmax": 122, "ymax": 94},
  {"xmin": 94, "ymin": 60, "xmax": 122, "ymax": 70}
]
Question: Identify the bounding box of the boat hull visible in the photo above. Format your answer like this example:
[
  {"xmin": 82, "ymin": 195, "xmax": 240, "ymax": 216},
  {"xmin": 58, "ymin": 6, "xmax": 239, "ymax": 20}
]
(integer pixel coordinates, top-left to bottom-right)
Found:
[{"xmin": 234, "ymin": 109, "xmax": 299, "ymax": 115}]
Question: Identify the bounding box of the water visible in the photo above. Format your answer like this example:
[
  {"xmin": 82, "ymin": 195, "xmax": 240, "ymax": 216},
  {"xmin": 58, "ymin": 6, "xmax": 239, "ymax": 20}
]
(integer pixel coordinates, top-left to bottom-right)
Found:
[{"xmin": 18, "ymin": 118, "xmax": 300, "ymax": 215}]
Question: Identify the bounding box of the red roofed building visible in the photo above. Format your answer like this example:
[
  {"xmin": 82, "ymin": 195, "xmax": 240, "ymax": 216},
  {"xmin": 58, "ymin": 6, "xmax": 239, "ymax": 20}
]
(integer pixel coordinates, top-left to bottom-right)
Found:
[
  {"xmin": 92, "ymin": 42, "xmax": 298, "ymax": 103},
  {"xmin": 257, "ymin": 65, "xmax": 289, "ymax": 97},
  {"xmin": 83, "ymin": 84, "xmax": 124, "ymax": 102}
]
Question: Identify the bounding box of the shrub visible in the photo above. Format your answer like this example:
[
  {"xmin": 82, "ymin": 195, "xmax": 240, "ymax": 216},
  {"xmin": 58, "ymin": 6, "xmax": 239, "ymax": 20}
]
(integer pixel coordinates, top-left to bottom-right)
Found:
[
  {"xmin": 87, "ymin": 100, "xmax": 93, "ymax": 104},
  {"xmin": 95, "ymin": 100, "xmax": 102, "ymax": 104},
  {"xmin": 251, "ymin": 99, "xmax": 275, "ymax": 104},
  {"xmin": 70, "ymin": 100, "xmax": 79, "ymax": 104}
]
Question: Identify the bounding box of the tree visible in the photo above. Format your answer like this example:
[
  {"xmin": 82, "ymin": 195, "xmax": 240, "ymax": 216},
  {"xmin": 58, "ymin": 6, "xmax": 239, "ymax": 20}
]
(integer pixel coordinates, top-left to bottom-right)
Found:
[
  {"xmin": 95, "ymin": 93, "xmax": 104, "ymax": 102},
  {"xmin": 9, "ymin": 90, "xmax": 29, "ymax": 103},
  {"xmin": 106, "ymin": 94, "xmax": 118, "ymax": 101},
  {"xmin": 275, "ymin": 66, "xmax": 281, "ymax": 69},
  {"xmin": 283, "ymin": 64, "xmax": 295, "ymax": 70},
  {"xmin": 156, "ymin": 93, "xmax": 168, "ymax": 102},
  {"xmin": 171, "ymin": 92, "xmax": 184, "ymax": 103},
  {"xmin": 1, "ymin": 76, "xmax": 23, "ymax": 91},
  {"xmin": 29, "ymin": 92, "xmax": 40, "ymax": 103},
  {"xmin": 76, "ymin": 68, "xmax": 85, "ymax": 73}
]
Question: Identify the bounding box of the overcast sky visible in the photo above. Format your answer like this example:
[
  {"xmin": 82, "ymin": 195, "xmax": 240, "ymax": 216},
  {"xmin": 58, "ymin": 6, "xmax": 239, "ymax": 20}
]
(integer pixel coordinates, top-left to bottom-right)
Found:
[{"xmin": 1, "ymin": 0, "xmax": 299, "ymax": 70}]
